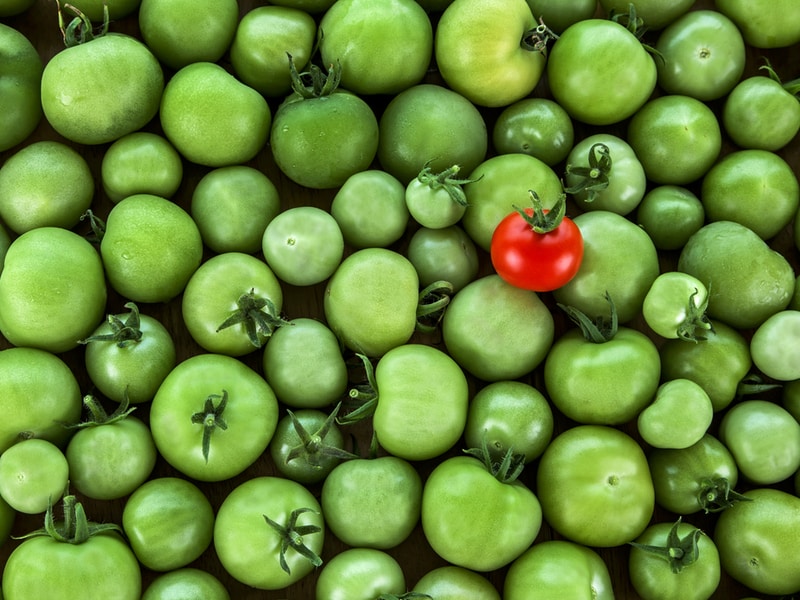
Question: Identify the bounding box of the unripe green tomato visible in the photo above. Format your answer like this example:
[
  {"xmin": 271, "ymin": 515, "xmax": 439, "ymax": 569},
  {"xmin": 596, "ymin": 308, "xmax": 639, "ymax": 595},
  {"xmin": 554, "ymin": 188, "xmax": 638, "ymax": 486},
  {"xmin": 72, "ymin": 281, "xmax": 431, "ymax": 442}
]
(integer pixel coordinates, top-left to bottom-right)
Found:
[
  {"xmin": 637, "ymin": 379, "xmax": 714, "ymax": 449},
  {"xmin": 0, "ymin": 438, "xmax": 68, "ymax": 514},
  {"xmin": 101, "ymin": 132, "xmax": 183, "ymax": 203},
  {"xmin": 492, "ymin": 97, "xmax": 574, "ymax": 165},
  {"xmin": 636, "ymin": 185, "xmax": 704, "ymax": 250}
]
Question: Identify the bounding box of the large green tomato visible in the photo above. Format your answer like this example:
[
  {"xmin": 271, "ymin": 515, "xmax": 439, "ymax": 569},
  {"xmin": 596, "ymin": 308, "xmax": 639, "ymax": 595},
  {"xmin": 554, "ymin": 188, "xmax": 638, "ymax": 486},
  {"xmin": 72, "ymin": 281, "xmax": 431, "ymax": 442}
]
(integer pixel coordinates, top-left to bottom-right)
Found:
[
  {"xmin": 0, "ymin": 23, "xmax": 42, "ymax": 152},
  {"xmin": 637, "ymin": 379, "xmax": 713, "ymax": 449},
  {"xmin": 750, "ymin": 310, "xmax": 800, "ymax": 381},
  {"xmin": 160, "ymin": 62, "xmax": 271, "ymax": 167},
  {"xmin": 367, "ymin": 344, "xmax": 469, "ymax": 461},
  {"xmin": 421, "ymin": 454, "xmax": 542, "ymax": 571},
  {"xmin": 678, "ymin": 220, "xmax": 795, "ymax": 329},
  {"xmin": 715, "ymin": 0, "xmax": 800, "ymax": 47},
  {"xmin": 504, "ymin": 540, "xmax": 615, "ymax": 600},
  {"xmin": 321, "ymin": 455, "xmax": 422, "ymax": 549},
  {"xmin": 214, "ymin": 476, "xmax": 325, "ymax": 590},
  {"xmin": 442, "ymin": 274, "xmax": 554, "ymax": 381},
  {"xmin": 41, "ymin": 30, "xmax": 163, "ymax": 145},
  {"xmin": 0, "ymin": 140, "xmax": 94, "ymax": 234},
  {"xmin": 552, "ymin": 210, "xmax": 660, "ymax": 323},
  {"xmin": 101, "ymin": 193, "xmax": 203, "ymax": 304},
  {"xmin": 0, "ymin": 227, "xmax": 106, "ymax": 353},
  {"xmin": 714, "ymin": 488, "xmax": 800, "ymax": 595},
  {"xmin": 323, "ymin": 248, "xmax": 419, "ymax": 357},
  {"xmin": 101, "ymin": 132, "xmax": 183, "ymax": 203},
  {"xmin": 319, "ymin": 0, "xmax": 433, "ymax": 95},
  {"xmin": 149, "ymin": 354, "xmax": 279, "ymax": 482},
  {"xmin": 0, "ymin": 438, "xmax": 68, "ymax": 514},
  {"xmin": 315, "ymin": 548, "xmax": 406, "ymax": 600},
  {"xmin": 723, "ymin": 75, "xmax": 800, "ymax": 151},
  {"xmin": 547, "ymin": 18, "xmax": 657, "ymax": 125},
  {"xmin": 0, "ymin": 347, "xmax": 82, "ymax": 453},
  {"xmin": 537, "ymin": 425, "xmax": 654, "ymax": 547},
  {"xmin": 434, "ymin": 0, "xmax": 545, "ymax": 107}
]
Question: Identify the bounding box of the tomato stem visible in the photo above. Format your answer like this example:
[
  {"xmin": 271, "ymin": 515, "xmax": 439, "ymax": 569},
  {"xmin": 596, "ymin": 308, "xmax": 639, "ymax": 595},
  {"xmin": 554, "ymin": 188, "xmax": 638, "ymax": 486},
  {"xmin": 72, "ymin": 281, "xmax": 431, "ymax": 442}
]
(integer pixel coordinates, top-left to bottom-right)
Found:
[
  {"xmin": 65, "ymin": 393, "xmax": 137, "ymax": 429},
  {"xmin": 416, "ymin": 280, "xmax": 455, "ymax": 333},
  {"xmin": 287, "ymin": 53, "xmax": 342, "ymax": 99},
  {"xmin": 564, "ymin": 142, "xmax": 612, "ymax": 203},
  {"xmin": 216, "ymin": 289, "xmax": 290, "ymax": 348},
  {"xmin": 558, "ymin": 291, "xmax": 619, "ymax": 343},
  {"xmin": 339, "ymin": 353, "xmax": 379, "ymax": 425},
  {"xmin": 698, "ymin": 477, "xmax": 752, "ymax": 513},
  {"xmin": 513, "ymin": 189, "xmax": 567, "ymax": 234},
  {"xmin": 463, "ymin": 433, "xmax": 525, "ymax": 484},
  {"xmin": 285, "ymin": 402, "xmax": 358, "ymax": 468},
  {"xmin": 262, "ymin": 507, "xmax": 323, "ymax": 575},
  {"xmin": 415, "ymin": 160, "xmax": 481, "ymax": 207},
  {"xmin": 79, "ymin": 302, "xmax": 143, "ymax": 347},
  {"xmin": 760, "ymin": 58, "xmax": 800, "ymax": 97},
  {"xmin": 190, "ymin": 390, "xmax": 229, "ymax": 464},
  {"xmin": 521, "ymin": 18, "xmax": 558, "ymax": 54},
  {"xmin": 629, "ymin": 517, "xmax": 702, "ymax": 573},
  {"xmin": 14, "ymin": 493, "xmax": 122, "ymax": 544},
  {"xmin": 676, "ymin": 287, "xmax": 715, "ymax": 343},
  {"xmin": 56, "ymin": 1, "xmax": 108, "ymax": 47}
]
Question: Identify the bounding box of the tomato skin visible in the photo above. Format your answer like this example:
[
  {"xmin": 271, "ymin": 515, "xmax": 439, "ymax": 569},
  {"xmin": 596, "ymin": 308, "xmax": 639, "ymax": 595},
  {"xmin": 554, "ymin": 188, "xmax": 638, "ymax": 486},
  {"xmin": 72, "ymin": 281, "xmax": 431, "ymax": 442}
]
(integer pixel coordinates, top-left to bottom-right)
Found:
[
  {"xmin": 536, "ymin": 425, "xmax": 654, "ymax": 547},
  {"xmin": 715, "ymin": 0, "xmax": 800, "ymax": 48},
  {"xmin": 490, "ymin": 206, "xmax": 583, "ymax": 292},
  {"xmin": 413, "ymin": 565, "xmax": 500, "ymax": 600},
  {"xmin": 714, "ymin": 488, "xmax": 800, "ymax": 595},
  {"xmin": 0, "ymin": 24, "xmax": 42, "ymax": 153},
  {"xmin": 635, "ymin": 185, "xmax": 705, "ymax": 250},
  {"xmin": 0, "ymin": 438, "xmax": 68, "ymax": 514},
  {"xmin": 406, "ymin": 225, "xmax": 480, "ymax": 294},
  {"xmin": 504, "ymin": 539, "xmax": 615, "ymax": 600},
  {"xmin": 637, "ymin": 379, "xmax": 713, "ymax": 450},
  {"xmin": 642, "ymin": 271, "xmax": 711, "ymax": 341},
  {"xmin": 750, "ymin": 310, "xmax": 800, "ymax": 381},
  {"xmin": 314, "ymin": 548, "xmax": 406, "ymax": 600},
  {"xmin": 492, "ymin": 97, "xmax": 574, "ymax": 165},
  {"xmin": 421, "ymin": 455, "xmax": 542, "ymax": 571},
  {"xmin": 141, "ymin": 568, "xmax": 230, "ymax": 600}
]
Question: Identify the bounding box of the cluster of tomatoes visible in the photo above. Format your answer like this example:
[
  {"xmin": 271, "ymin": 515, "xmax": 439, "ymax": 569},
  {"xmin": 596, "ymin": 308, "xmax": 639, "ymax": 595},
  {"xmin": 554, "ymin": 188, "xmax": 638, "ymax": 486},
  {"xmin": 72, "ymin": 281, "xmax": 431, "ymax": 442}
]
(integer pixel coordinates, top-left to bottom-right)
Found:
[{"xmin": 1, "ymin": 0, "xmax": 800, "ymax": 598}]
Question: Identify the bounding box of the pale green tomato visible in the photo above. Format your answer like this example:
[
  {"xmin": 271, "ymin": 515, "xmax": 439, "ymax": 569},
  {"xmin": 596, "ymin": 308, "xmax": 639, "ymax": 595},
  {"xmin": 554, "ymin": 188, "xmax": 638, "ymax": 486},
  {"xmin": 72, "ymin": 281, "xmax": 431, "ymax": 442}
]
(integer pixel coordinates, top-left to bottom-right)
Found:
[
  {"xmin": 0, "ymin": 438, "xmax": 68, "ymax": 514},
  {"xmin": 637, "ymin": 379, "xmax": 714, "ymax": 449}
]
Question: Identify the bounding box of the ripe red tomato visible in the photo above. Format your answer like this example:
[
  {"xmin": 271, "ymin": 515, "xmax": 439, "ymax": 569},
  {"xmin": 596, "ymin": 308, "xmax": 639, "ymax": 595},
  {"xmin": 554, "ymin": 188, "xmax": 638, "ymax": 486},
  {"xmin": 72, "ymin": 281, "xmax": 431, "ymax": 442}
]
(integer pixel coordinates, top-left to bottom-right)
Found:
[{"xmin": 490, "ymin": 192, "xmax": 583, "ymax": 292}]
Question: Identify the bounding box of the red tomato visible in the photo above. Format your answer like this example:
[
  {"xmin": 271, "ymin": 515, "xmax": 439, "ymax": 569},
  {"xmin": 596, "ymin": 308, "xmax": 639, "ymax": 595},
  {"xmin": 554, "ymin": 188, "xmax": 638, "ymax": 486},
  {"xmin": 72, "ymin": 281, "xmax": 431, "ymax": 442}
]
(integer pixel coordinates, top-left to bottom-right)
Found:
[{"xmin": 490, "ymin": 192, "xmax": 583, "ymax": 292}]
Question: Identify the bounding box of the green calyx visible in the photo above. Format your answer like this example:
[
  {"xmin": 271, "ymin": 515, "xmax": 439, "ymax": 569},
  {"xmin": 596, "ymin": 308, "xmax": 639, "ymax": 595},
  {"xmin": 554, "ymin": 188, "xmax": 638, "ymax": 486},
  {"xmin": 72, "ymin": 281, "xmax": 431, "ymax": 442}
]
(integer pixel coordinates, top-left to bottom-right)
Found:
[
  {"xmin": 263, "ymin": 507, "xmax": 323, "ymax": 575},
  {"xmin": 56, "ymin": 0, "xmax": 109, "ymax": 47},
  {"xmin": 464, "ymin": 434, "xmax": 525, "ymax": 484},
  {"xmin": 15, "ymin": 492, "xmax": 121, "ymax": 545},
  {"xmin": 190, "ymin": 390, "xmax": 229, "ymax": 464},
  {"xmin": 760, "ymin": 58, "xmax": 800, "ymax": 97},
  {"xmin": 416, "ymin": 280, "xmax": 455, "ymax": 333},
  {"xmin": 66, "ymin": 393, "xmax": 136, "ymax": 429},
  {"xmin": 285, "ymin": 402, "xmax": 358, "ymax": 468},
  {"xmin": 564, "ymin": 142, "xmax": 612, "ymax": 203},
  {"xmin": 80, "ymin": 209, "xmax": 106, "ymax": 243},
  {"xmin": 216, "ymin": 288, "xmax": 289, "ymax": 348},
  {"xmin": 415, "ymin": 160, "xmax": 480, "ymax": 208},
  {"xmin": 677, "ymin": 287, "xmax": 715, "ymax": 343},
  {"xmin": 513, "ymin": 189, "xmax": 567, "ymax": 234},
  {"xmin": 521, "ymin": 18, "xmax": 559, "ymax": 54},
  {"xmin": 629, "ymin": 518, "xmax": 704, "ymax": 574},
  {"xmin": 287, "ymin": 53, "xmax": 341, "ymax": 99},
  {"xmin": 609, "ymin": 3, "xmax": 663, "ymax": 60},
  {"xmin": 698, "ymin": 477, "xmax": 752, "ymax": 513},
  {"xmin": 79, "ymin": 302, "xmax": 143, "ymax": 347},
  {"xmin": 558, "ymin": 291, "xmax": 619, "ymax": 344},
  {"xmin": 338, "ymin": 353, "xmax": 378, "ymax": 426}
]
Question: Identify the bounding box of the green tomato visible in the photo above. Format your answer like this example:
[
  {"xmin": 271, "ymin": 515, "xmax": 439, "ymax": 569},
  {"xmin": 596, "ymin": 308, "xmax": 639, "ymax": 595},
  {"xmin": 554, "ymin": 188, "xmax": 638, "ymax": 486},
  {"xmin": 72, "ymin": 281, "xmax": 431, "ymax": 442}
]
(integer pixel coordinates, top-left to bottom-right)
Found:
[
  {"xmin": 230, "ymin": 5, "xmax": 317, "ymax": 98},
  {"xmin": 715, "ymin": 0, "xmax": 800, "ymax": 47},
  {"xmin": 648, "ymin": 433, "xmax": 744, "ymax": 515},
  {"xmin": 629, "ymin": 519, "xmax": 721, "ymax": 600},
  {"xmin": 442, "ymin": 274, "xmax": 554, "ymax": 381},
  {"xmin": 321, "ymin": 455, "xmax": 422, "ymax": 549},
  {"xmin": 142, "ymin": 568, "xmax": 230, "ymax": 600},
  {"xmin": 435, "ymin": 0, "xmax": 545, "ymax": 108},
  {"xmin": 504, "ymin": 540, "xmax": 614, "ymax": 600},
  {"xmin": 723, "ymin": 75, "xmax": 800, "ymax": 151},
  {"xmin": 492, "ymin": 97, "xmax": 575, "ymax": 165},
  {"xmin": 160, "ymin": 62, "xmax": 271, "ymax": 167},
  {"xmin": 404, "ymin": 164, "xmax": 470, "ymax": 229},
  {"xmin": 377, "ymin": 83, "xmax": 488, "ymax": 185},
  {"xmin": 412, "ymin": 565, "xmax": 500, "ymax": 600},
  {"xmin": 41, "ymin": 31, "xmax": 163, "ymax": 145},
  {"xmin": 406, "ymin": 225, "xmax": 479, "ymax": 293},
  {"xmin": 82, "ymin": 303, "xmax": 177, "ymax": 405},
  {"xmin": 637, "ymin": 379, "xmax": 714, "ymax": 449},
  {"xmin": 627, "ymin": 94, "xmax": 722, "ymax": 185},
  {"xmin": 319, "ymin": 0, "xmax": 433, "ymax": 95},
  {"xmin": 323, "ymin": 248, "xmax": 419, "ymax": 357},
  {"xmin": 464, "ymin": 380, "xmax": 554, "ymax": 463},
  {"xmin": 660, "ymin": 319, "xmax": 752, "ymax": 413},
  {"xmin": 701, "ymin": 148, "xmax": 800, "ymax": 240},
  {"xmin": 718, "ymin": 399, "xmax": 800, "ymax": 486},
  {"xmin": 635, "ymin": 185, "xmax": 705, "ymax": 250},
  {"xmin": 139, "ymin": 0, "xmax": 239, "ymax": 70},
  {"xmin": 0, "ymin": 347, "xmax": 82, "ymax": 453},
  {"xmin": 750, "ymin": 310, "xmax": 800, "ymax": 381},
  {"xmin": 462, "ymin": 152, "xmax": 562, "ymax": 252},
  {"xmin": 678, "ymin": 220, "xmax": 795, "ymax": 329},
  {"xmin": 149, "ymin": 353, "xmax": 279, "ymax": 482},
  {"xmin": 0, "ymin": 438, "xmax": 68, "ymax": 514},
  {"xmin": 552, "ymin": 210, "xmax": 660, "ymax": 323},
  {"xmin": 0, "ymin": 227, "xmax": 107, "ymax": 353},
  {"xmin": 642, "ymin": 271, "xmax": 712, "ymax": 341},
  {"xmin": 262, "ymin": 317, "xmax": 348, "ymax": 409},
  {"xmin": 190, "ymin": 165, "xmax": 280, "ymax": 255},
  {"xmin": 65, "ymin": 406, "xmax": 157, "ymax": 501},
  {"xmin": 536, "ymin": 425, "xmax": 654, "ymax": 547},
  {"xmin": 101, "ymin": 132, "xmax": 183, "ymax": 204},
  {"xmin": 122, "ymin": 477, "xmax": 215, "ymax": 572},
  {"xmin": 547, "ymin": 18, "xmax": 657, "ymax": 125},
  {"xmin": 214, "ymin": 476, "xmax": 325, "ymax": 590},
  {"xmin": 0, "ymin": 0, "xmax": 36, "ymax": 18},
  {"xmin": 421, "ymin": 454, "xmax": 542, "ymax": 571},
  {"xmin": 0, "ymin": 140, "xmax": 93, "ymax": 234},
  {"xmin": 654, "ymin": 10, "xmax": 745, "ymax": 101},
  {"xmin": 526, "ymin": 0, "xmax": 598, "ymax": 33},
  {"xmin": 262, "ymin": 206, "xmax": 344, "ymax": 286},
  {"xmin": 564, "ymin": 133, "xmax": 646, "ymax": 215},
  {"xmin": 330, "ymin": 169, "xmax": 409, "ymax": 248},
  {"xmin": 101, "ymin": 193, "xmax": 203, "ymax": 304},
  {"xmin": 714, "ymin": 488, "xmax": 800, "ymax": 595},
  {"xmin": 0, "ymin": 23, "xmax": 42, "ymax": 152},
  {"xmin": 315, "ymin": 548, "xmax": 406, "ymax": 600},
  {"xmin": 544, "ymin": 323, "xmax": 661, "ymax": 425}
]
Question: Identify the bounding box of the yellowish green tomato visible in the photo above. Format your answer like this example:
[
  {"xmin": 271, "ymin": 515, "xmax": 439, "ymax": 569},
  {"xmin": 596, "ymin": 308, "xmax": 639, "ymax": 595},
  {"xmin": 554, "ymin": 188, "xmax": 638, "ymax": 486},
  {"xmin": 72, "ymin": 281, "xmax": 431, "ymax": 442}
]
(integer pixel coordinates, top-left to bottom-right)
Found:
[
  {"xmin": 0, "ymin": 438, "xmax": 68, "ymax": 514},
  {"xmin": 637, "ymin": 379, "xmax": 714, "ymax": 450},
  {"xmin": 750, "ymin": 310, "xmax": 800, "ymax": 381}
]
